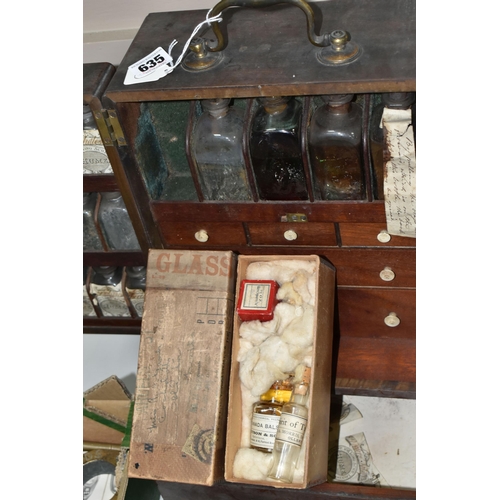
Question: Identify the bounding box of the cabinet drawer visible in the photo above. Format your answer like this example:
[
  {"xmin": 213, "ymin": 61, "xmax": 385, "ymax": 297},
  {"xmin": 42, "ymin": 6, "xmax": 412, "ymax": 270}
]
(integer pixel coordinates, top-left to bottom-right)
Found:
[
  {"xmin": 338, "ymin": 223, "xmax": 416, "ymax": 247},
  {"xmin": 247, "ymin": 223, "xmax": 337, "ymax": 246},
  {"xmin": 159, "ymin": 222, "xmax": 247, "ymax": 246},
  {"xmin": 337, "ymin": 287, "xmax": 415, "ymax": 339}
]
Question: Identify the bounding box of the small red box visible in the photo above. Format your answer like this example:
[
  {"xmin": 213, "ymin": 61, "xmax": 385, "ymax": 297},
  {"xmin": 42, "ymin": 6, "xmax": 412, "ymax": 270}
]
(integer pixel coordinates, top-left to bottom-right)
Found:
[{"xmin": 236, "ymin": 280, "xmax": 279, "ymax": 322}]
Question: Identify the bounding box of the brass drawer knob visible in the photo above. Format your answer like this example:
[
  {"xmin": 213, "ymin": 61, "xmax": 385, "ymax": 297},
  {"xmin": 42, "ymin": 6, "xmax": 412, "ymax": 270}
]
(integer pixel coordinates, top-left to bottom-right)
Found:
[
  {"xmin": 379, "ymin": 267, "xmax": 395, "ymax": 282},
  {"xmin": 195, "ymin": 229, "xmax": 209, "ymax": 242},
  {"xmin": 284, "ymin": 229, "xmax": 298, "ymax": 241},
  {"xmin": 377, "ymin": 230, "xmax": 392, "ymax": 243},
  {"xmin": 384, "ymin": 312, "xmax": 400, "ymax": 327}
]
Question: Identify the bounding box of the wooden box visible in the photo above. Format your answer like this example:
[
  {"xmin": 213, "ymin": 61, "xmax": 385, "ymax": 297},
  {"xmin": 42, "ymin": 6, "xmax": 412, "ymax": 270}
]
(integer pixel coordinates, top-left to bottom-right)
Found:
[
  {"xmin": 128, "ymin": 249, "xmax": 236, "ymax": 485},
  {"xmin": 225, "ymin": 255, "xmax": 336, "ymax": 489}
]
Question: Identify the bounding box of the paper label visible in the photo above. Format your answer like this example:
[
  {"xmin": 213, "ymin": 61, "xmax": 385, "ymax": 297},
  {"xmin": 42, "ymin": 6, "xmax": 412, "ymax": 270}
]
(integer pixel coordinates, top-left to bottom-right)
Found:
[
  {"xmin": 90, "ymin": 283, "xmax": 131, "ymax": 317},
  {"xmin": 126, "ymin": 287, "xmax": 144, "ymax": 317},
  {"xmin": 83, "ymin": 129, "xmax": 112, "ymax": 174},
  {"xmin": 124, "ymin": 47, "xmax": 173, "ymax": 86},
  {"xmin": 250, "ymin": 413, "xmax": 280, "ymax": 448},
  {"xmin": 83, "ymin": 285, "xmax": 96, "ymax": 317},
  {"xmin": 382, "ymin": 108, "xmax": 416, "ymax": 238},
  {"xmin": 275, "ymin": 412, "xmax": 307, "ymax": 447},
  {"xmin": 240, "ymin": 283, "xmax": 271, "ymax": 310}
]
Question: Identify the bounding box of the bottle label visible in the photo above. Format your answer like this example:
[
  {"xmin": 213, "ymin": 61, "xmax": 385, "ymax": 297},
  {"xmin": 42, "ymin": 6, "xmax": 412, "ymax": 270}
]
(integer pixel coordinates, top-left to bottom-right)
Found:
[
  {"xmin": 83, "ymin": 129, "xmax": 113, "ymax": 174},
  {"xmin": 90, "ymin": 283, "xmax": 131, "ymax": 317},
  {"xmin": 126, "ymin": 287, "xmax": 145, "ymax": 317},
  {"xmin": 275, "ymin": 412, "xmax": 307, "ymax": 447},
  {"xmin": 250, "ymin": 413, "xmax": 280, "ymax": 448},
  {"xmin": 83, "ymin": 286, "xmax": 96, "ymax": 317},
  {"xmin": 240, "ymin": 282, "xmax": 271, "ymax": 310}
]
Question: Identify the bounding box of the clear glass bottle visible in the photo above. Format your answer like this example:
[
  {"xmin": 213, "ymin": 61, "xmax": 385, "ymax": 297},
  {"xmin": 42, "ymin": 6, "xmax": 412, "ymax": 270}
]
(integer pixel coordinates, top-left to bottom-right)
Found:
[
  {"xmin": 250, "ymin": 96, "xmax": 308, "ymax": 200},
  {"xmin": 83, "ymin": 104, "xmax": 113, "ymax": 174},
  {"xmin": 192, "ymin": 98, "xmax": 251, "ymax": 201},
  {"xmin": 369, "ymin": 92, "xmax": 416, "ymax": 200},
  {"xmin": 309, "ymin": 94, "xmax": 365, "ymax": 200},
  {"xmin": 83, "ymin": 267, "xmax": 96, "ymax": 317},
  {"xmin": 125, "ymin": 266, "xmax": 147, "ymax": 317},
  {"xmin": 97, "ymin": 192, "xmax": 140, "ymax": 250},
  {"xmin": 90, "ymin": 266, "xmax": 130, "ymax": 317},
  {"xmin": 268, "ymin": 367, "xmax": 311, "ymax": 483},
  {"xmin": 250, "ymin": 376, "xmax": 294, "ymax": 453},
  {"xmin": 83, "ymin": 192, "xmax": 103, "ymax": 251}
]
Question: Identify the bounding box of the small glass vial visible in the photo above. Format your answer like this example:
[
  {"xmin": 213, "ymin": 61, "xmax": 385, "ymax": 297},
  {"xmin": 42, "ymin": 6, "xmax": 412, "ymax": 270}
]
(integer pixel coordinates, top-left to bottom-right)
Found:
[
  {"xmin": 268, "ymin": 367, "xmax": 311, "ymax": 483},
  {"xmin": 83, "ymin": 192, "xmax": 103, "ymax": 251},
  {"xmin": 250, "ymin": 377, "xmax": 294, "ymax": 453},
  {"xmin": 192, "ymin": 98, "xmax": 251, "ymax": 201},
  {"xmin": 124, "ymin": 266, "xmax": 146, "ymax": 317},
  {"xmin": 250, "ymin": 96, "xmax": 308, "ymax": 200},
  {"xmin": 83, "ymin": 104, "xmax": 113, "ymax": 174},
  {"xmin": 97, "ymin": 192, "xmax": 140, "ymax": 250},
  {"xmin": 309, "ymin": 94, "xmax": 365, "ymax": 200},
  {"xmin": 369, "ymin": 92, "xmax": 416, "ymax": 200},
  {"xmin": 89, "ymin": 266, "xmax": 130, "ymax": 317}
]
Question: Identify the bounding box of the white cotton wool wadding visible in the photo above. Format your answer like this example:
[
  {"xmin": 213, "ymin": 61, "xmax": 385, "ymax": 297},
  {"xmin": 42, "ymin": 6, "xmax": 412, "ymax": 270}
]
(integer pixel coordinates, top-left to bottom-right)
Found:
[
  {"xmin": 239, "ymin": 314, "xmax": 280, "ymax": 346},
  {"xmin": 280, "ymin": 304, "xmax": 315, "ymax": 350},
  {"xmin": 239, "ymin": 384, "xmax": 259, "ymax": 448},
  {"xmin": 246, "ymin": 260, "xmax": 317, "ymax": 286},
  {"xmin": 233, "ymin": 448, "xmax": 273, "ymax": 480}
]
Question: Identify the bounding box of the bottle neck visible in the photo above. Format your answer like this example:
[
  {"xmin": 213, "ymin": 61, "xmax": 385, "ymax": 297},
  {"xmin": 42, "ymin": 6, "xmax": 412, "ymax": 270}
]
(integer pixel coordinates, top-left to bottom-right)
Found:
[
  {"xmin": 290, "ymin": 381, "xmax": 309, "ymax": 405},
  {"xmin": 327, "ymin": 102, "xmax": 351, "ymax": 114}
]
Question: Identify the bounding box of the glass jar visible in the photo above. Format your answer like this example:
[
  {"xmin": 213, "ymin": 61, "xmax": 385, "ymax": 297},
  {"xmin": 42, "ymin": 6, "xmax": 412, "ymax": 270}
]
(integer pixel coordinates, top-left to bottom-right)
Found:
[
  {"xmin": 90, "ymin": 266, "xmax": 130, "ymax": 317},
  {"xmin": 83, "ymin": 104, "xmax": 113, "ymax": 174},
  {"xmin": 308, "ymin": 94, "xmax": 365, "ymax": 200},
  {"xmin": 369, "ymin": 92, "xmax": 416, "ymax": 200},
  {"xmin": 192, "ymin": 98, "xmax": 251, "ymax": 200},
  {"xmin": 125, "ymin": 266, "xmax": 147, "ymax": 317},
  {"xmin": 97, "ymin": 192, "xmax": 140, "ymax": 250},
  {"xmin": 249, "ymin": 96, "xmax": 308, "ymax": 200},
  {"xmin": 83, "ymin": 192, "xmax": 103, "ymax": 251}
]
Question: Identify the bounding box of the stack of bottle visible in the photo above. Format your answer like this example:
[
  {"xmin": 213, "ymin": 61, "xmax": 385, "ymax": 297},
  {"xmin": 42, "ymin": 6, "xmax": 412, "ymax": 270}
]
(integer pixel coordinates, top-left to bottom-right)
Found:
[
  {"xmin": 83, "ymin": 266, "xmax": 146, "ymax": 318},
  {"xmin": 190, "ymin": 93, "xmax": 415, "ymax": 202}
]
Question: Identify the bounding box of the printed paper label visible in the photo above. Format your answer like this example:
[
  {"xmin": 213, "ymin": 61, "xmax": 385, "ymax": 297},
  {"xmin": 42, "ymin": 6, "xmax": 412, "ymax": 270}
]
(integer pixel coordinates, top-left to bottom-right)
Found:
[
  {"xmin": 90, "ymin": 283, "xmax": 131, "ymax": 317},
  {"xmin": 126, "ymin": 287, "xmax": 145, "ymax": 317},
  {"xmin": 241, "ymin": 283, "xmax": 271, "ymax": 310},
  {"xmin": 83, "ymin": 129, "xmax": 112, "ymax": 174},
  {"xmin": 83, "ymin": 285, "xmax": 96, "ymax": 317},
  {"xmin": 250, "ymin": 413, "xmax": 280, "ymax": 448},
  {"xmin": 124, "ymin": 47, "xmax": 173, "ymax": 86},
  {"xmin": 275, "ymin": 412, "xmax": 307, "ymax": 447}
]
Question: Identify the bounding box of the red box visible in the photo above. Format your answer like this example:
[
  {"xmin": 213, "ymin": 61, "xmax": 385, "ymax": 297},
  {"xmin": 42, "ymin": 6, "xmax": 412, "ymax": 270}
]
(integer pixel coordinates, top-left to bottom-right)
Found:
[{"xmin": 236, "ymin": 280, "xmax": 279, "ymax": 322}]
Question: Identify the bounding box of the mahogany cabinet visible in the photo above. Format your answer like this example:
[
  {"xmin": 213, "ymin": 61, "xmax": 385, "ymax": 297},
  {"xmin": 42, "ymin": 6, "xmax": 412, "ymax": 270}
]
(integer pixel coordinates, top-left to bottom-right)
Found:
[{"xmin": 89, "ymin": 0, "xmax": 416, "ymax": 497}]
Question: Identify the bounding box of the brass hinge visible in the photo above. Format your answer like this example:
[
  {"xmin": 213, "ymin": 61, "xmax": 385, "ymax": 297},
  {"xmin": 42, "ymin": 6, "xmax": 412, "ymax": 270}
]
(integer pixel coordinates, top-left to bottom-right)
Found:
[{"xmin": 93, "ymin": 109, "xmax": 127, "ymax": 147}]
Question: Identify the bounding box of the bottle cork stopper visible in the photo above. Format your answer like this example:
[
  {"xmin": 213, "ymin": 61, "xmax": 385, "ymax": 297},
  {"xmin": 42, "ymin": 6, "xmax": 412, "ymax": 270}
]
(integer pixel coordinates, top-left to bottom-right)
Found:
[{"xmin": 302, "ymin": 366, "xmax": 311, "ymax": 384}]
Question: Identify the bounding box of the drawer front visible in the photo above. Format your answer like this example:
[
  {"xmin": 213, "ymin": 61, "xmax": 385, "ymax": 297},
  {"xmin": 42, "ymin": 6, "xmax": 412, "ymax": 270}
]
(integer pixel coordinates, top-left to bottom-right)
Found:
[
  {"xmin": 337, "ymin": 287, "xmax": 415, "ymax": 339},
  {"xmin": 339, "ymin": 223, "xmax": 416, "ymax": 247},
  {"xmin": 247, "ymin": 223, "xmax": 337, "ymax": 246},
  {"xmin": 159, "ymin": 222, "xmax": 247, "ymax": 246},
  {"xmin": 323, "ymin": 248, "xmax": 415, "ymax": 287}
]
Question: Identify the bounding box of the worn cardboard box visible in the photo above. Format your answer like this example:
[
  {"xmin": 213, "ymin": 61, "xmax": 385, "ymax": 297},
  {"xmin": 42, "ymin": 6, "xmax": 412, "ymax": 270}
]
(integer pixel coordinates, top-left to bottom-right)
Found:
[
  {"xmin": 83, "ymin": 375, "xmax": 132, "ymax": 445},
  {"xmin": 225, "ymin": 255, "xmax": 336, "ymax": 489},
  {"xmin": 128, "ymin": 250, "xmax": 236, "ymax": 485}
]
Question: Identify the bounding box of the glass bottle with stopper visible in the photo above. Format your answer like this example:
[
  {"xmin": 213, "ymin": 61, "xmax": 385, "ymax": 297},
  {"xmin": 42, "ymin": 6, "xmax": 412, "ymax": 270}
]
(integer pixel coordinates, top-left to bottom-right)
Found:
[
  {"xmin": 83, "ymin": 104, "xmax": 112, "ymax": 174},
  {"xmin": 268, "ymin": 367, "xmax": 311, "ymax": 483},
  {"xmin": 250, "ymin": 96, "xmax": 308, "ymax": 201},
  {"xmin": 250, "ymin": 376, "xmax": 294, "ymax": 453},
  {"xmin": 192, "ymin": 98, "xmax": 251, "ymax": 201},
  {"xmin": 309, "ymin": 94, "xmax": 365, "ymax": 200}
]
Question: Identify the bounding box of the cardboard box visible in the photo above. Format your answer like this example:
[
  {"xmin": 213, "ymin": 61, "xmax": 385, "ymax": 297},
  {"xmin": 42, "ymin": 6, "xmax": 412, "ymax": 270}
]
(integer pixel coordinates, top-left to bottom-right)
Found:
[
  {"xmin": 83, "ymin": 375, "xmax": 132, "ymax": 445},
  {"xmin": 225, "ymin": 255, "xmax": 336, "ymax": 489},
  {"xmin": 128, "ymin": 250, "xmax": 236, "ymax": 485}
]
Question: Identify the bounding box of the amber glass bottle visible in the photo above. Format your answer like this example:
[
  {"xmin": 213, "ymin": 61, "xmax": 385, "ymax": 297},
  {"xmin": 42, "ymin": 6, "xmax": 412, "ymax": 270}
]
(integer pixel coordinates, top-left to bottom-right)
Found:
[
  {"xmin": 369, "ymin": 92, "xmax": 416, "ymax": 200},
  {"xmin": 309, "ymin": 94, "xmax": 365, "ymax": 200},
  {"xmin": 250, "ymin": 96, "xmax": 308, "ymax": 200},
  {"xmin": 250, "ymin": 377, "xmax": 294, "ymax": 453}
]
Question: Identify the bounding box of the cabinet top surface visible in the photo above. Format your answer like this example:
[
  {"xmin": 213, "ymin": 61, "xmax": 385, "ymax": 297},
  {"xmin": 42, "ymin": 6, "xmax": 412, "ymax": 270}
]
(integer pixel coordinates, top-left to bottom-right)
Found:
[{"xmin": 105, "ymin": 0, "xmax": 415, "ymax": 102}]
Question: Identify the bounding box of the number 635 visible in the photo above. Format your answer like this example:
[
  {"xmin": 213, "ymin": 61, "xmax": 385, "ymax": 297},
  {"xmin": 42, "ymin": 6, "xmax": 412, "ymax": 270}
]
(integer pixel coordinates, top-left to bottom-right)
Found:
[{"xmin": 138, "ymin": 54, "xmax": 165, "ymax": 72}]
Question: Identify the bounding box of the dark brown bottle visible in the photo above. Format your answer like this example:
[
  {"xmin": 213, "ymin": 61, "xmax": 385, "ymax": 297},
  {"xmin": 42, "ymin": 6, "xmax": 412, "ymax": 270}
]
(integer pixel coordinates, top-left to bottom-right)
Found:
[{"xmin": 249, "ymin": 97, "xmax": 308, "ymax": 200}]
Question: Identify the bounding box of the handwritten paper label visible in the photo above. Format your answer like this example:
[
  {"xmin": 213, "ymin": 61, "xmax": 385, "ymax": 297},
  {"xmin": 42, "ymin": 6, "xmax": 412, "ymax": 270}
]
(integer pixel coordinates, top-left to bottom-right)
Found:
[{"xmin": 382, "ymin": 108, "xmax": 416, "ymax": 238}]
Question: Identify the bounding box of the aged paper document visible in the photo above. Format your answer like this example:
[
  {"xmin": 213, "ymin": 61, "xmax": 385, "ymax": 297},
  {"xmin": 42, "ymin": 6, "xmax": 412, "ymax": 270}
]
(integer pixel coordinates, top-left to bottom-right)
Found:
[{"xmin": 382, "ymin": 108, "xmax": 416, "ymax": 238}]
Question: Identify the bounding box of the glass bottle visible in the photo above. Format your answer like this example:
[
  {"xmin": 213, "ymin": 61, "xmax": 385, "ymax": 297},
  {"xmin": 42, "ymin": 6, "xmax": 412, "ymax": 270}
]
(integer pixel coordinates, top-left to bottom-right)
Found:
[
  {"xmin": 97, "ymin": 192, "xmax": 140, "ymax": 250},
  {"xmin": 192, "ymin": 98, "xmax": 251, "ymax": 201},
  {"xmin": 369, "ymin": 92, "xmax": 416, "ymax": 200},
  {"xmin": 309, "ymin": 94, "xmax": 365, "ymax": 200},
  {"xmin": 268, "ymin": 367, "xmax": 311, "ymax": 483},
  {"xmin": 90, "ymin": 266, "xmax": 130, "ymax": 317},
  {"xmin": 250, "ymin": 376, "xmax": 294, "ymax": 453},
  {"xmin": 125, "ymin": 266, "xmax": 147, "ymax": 317},
  {"xmin": 83, "ymin": 267, "xmax": 96, "ymax": 317},
  {"xmin": 249, "ymin": 96, "xmax": 308, "ymax": 200},
  {"xmin": 83, "ymin": 104, "xmax": 113, "ymax": 174},
  {"xmin": 83, "ymin": 192, "xmax": 103, "ymax": 251}
]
